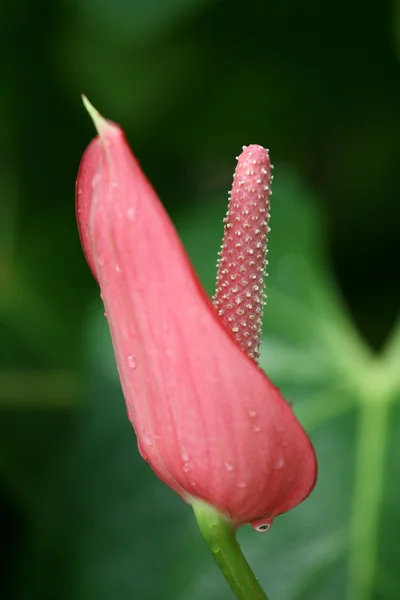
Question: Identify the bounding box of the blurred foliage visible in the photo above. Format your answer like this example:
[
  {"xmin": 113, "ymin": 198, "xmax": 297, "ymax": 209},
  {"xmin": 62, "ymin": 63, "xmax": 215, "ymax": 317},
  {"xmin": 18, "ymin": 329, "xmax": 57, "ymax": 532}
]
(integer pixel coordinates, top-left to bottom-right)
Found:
[{"xmin": 1, "ymin": 0, "xmax": 400, "ymax": 600}]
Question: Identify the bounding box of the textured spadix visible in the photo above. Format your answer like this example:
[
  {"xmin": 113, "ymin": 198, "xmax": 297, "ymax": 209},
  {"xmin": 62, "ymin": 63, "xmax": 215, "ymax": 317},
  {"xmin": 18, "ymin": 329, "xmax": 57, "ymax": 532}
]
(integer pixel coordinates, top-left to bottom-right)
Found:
[
  {"xmin": 214, "ymin": 145, "xmax": 271, "ymax": 362},
  {"xmin": 76, "ymin": 99, "xmax": 317, "ymax": 528}
]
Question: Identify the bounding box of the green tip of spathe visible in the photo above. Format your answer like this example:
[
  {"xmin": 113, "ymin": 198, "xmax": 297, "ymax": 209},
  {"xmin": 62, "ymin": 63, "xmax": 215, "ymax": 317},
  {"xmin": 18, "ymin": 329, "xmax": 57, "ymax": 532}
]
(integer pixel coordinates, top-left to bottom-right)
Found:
[{"xmin": 81, "ymin": 95, "xmax": 110, "ymax": 137}]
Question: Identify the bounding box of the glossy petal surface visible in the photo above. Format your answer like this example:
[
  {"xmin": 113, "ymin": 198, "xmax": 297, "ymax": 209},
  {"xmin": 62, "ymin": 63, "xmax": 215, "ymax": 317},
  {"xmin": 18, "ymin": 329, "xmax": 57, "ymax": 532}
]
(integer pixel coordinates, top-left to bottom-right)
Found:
[{"xmin": 76, "ymin": 109, "xmax": 317, "ymax": 525}]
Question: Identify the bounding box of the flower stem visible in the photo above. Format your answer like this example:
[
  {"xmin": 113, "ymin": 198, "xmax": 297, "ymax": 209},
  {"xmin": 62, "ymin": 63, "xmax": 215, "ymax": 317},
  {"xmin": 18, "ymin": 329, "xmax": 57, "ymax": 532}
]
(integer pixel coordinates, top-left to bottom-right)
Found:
[{"xmin": 192, "ymin": 499, "xmax": 269, "ymax": 600}]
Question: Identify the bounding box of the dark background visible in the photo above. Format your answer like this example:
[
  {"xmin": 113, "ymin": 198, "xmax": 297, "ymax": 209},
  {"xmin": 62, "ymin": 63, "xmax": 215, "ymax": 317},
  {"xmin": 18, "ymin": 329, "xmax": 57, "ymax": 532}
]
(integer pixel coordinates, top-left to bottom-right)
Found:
[{"xmin": 1, "ymin": 1, "xmax": 399, "ymax": 599}]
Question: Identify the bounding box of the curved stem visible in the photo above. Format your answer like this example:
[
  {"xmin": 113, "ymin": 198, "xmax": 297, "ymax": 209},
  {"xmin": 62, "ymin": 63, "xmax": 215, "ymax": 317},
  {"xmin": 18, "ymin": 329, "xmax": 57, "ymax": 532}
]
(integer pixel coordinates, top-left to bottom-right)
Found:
[{"xmin": 192, "ymin": 499, "xmax": 269, "ymax": 600}]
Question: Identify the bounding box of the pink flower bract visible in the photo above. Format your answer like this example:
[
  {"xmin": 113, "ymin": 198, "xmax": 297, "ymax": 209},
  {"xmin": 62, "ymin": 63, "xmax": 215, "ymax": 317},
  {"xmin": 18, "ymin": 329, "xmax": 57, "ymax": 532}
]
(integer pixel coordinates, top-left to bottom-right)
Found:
[{"xmin": 76, "ymin": 100, "xmax": 317, "ymax": 528}]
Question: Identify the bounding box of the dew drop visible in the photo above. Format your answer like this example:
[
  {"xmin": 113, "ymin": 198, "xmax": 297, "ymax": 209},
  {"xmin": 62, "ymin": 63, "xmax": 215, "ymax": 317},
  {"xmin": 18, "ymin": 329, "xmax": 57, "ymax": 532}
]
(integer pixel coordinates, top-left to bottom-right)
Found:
[
  {"xmin": 180, "ymin": 447, "xmax": 190, "ymax": 462},
  {"xmin": 248, "ymin": 409, "xmax": 257, "ymax": 418},
  {"xmin": 126, "ymin": 355, "xmax": 136, "ymax": 370},
  {"xmin": 255, "ymin": 523, "xmax": 270, "ymax": 532},
  {"xmin": 252, "ymin": 424, "xmax": 261, "ymax": 432},
  {"xmin": 252, "ymin": 517, "xmax": 274, "ymax": 533},
  {"xmin": 126, "ymin": 207, "xmax": 135, "ymax": 221},
  {"xmin": 237, "ymin": 481, "xmax": 247, "ymax": 488},
  {"xmin": 115, "ymin": 264, "xmax": 122, "ymax": 273},
  {"xmin": 91, "ymin": 173, "xmax": 102, "ymax": 188},
  {"xmin": 142, "ymin": 433, "xmax": 152, "ymax": 446},
  {"xmin": 182, "ymin": 463, "xmax": 190, "ymax": 473},
  {"xmin": 225, "ymin": 462, "xmax": 234, "ymax": 472},
  {"xmin": 274, "ymin": 454, "xmax": 285, "ymax": 469}
]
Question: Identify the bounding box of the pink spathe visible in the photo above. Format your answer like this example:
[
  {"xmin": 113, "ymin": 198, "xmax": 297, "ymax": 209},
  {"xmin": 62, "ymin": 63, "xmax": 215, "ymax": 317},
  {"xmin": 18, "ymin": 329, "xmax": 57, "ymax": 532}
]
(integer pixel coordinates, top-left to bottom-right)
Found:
[{"xmin": 76, "ymin": 103, "xmax": 317, "ymax": 528}]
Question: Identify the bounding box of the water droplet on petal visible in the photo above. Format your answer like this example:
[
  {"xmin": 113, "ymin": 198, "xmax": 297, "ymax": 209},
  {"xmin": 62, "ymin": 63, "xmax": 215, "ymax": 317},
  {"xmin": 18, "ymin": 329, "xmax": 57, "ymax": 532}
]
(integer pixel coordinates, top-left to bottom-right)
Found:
[
  {"xmin": 180, "ymin": 447, "xmax": 190, "ymax": 462},
  {"xmin": 126, "ymin": 207, "xmax": 135, "ymax": 221},
  {"xmin": 274, "ymin": 454, "xmax": 285, "ymax": 469},
  {"xmin": 252, "ymin": 424, "xmax": 261, "ymax": 432},
  {"xmin": 142, "ymin": 433, "xmax": 152, "ymax": 446},
  {"xmin": 248, "ymin": 410, "xmax": 257, "ymax": 418},
  {"xmin": 182, "ymin": 463, "xmax": 190, "ymax": 473},
  {"xmin": 237, "ymin": 481, "xmax": 247, "ymax": 488},
  {"xmin": 115, "ymin": 263, "xmax": 122, "ymax": 273},
  {"xmin": 91, "ymin": 173, "xmax": 102, "ymax": 188},
  {"xmin": 225, "ymin": 462, "xmax": 234, "ymax": 472},
  {"xmin": 126, "ymin": 355, "xmax": 136, "ymax": 370},
  {"xmin": 251, "ymin": 517, "xmax": 274, "ymax": 533}
]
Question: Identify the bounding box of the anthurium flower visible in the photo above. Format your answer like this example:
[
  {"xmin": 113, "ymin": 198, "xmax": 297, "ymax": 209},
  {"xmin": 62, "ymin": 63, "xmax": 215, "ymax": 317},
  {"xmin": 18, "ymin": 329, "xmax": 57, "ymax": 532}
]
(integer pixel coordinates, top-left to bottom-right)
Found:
[{"xmin": 76, "ymin": 98, "xmax": 317, "ymax": 531}]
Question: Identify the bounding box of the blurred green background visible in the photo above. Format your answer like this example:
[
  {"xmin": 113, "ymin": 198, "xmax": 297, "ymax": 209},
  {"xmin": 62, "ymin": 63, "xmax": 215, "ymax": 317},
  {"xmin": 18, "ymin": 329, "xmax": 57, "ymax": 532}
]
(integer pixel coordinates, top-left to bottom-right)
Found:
[{"xmin": 1, "ymin": 0, "xmax": 400, "ymax": 599}]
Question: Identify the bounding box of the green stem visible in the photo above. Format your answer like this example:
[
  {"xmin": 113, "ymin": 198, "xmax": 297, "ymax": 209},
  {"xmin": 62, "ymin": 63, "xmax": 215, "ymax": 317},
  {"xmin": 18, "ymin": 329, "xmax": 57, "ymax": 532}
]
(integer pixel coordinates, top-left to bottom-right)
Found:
[
  {"xmin": 192, "ymin": 499, "xmax": 269, "ymax": 600},
  {"xmin": 348, "ymin": 400, "xmax": 389, "ymax": 600}
]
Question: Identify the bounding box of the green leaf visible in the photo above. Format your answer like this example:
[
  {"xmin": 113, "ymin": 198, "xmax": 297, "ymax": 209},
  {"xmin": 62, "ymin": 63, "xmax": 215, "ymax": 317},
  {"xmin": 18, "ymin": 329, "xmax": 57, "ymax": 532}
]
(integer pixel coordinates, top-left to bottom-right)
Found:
[
  {"xmin": 382, "ymin": 318, "xmax": 400, "ymax": 394},
  {"xmin": 66, "ymin": 0, "xmax": 215, "ymax": 43},
  {"xmin": 394, "ymin": 0, "xmax": 400, "ymax": 61}
]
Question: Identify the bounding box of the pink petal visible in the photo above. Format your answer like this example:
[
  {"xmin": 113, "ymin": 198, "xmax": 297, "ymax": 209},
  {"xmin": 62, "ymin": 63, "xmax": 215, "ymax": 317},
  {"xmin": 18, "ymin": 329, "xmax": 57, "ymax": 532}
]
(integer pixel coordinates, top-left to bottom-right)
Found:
[{"xmin": 76, "ymin": 102, "xmax": 317, "ymax": 526}]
